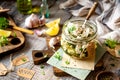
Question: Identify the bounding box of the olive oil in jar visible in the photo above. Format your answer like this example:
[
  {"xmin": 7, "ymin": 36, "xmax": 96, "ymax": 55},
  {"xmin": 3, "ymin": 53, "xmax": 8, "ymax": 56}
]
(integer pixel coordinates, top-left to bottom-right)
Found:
[{"xmin": 17, "ymin": 0, "xmax": 32, "ymax": 14}]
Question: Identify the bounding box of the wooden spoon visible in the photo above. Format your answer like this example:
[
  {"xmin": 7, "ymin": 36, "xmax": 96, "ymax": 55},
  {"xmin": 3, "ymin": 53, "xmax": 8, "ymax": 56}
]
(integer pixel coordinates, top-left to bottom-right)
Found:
[
  {"xmin": 0, "ymin": 6, "xmax": 10, "ymax": 13},
  {"xmin": 82, "ymin": 2, "xmax": 98, "ymax": 28},
  {"xmin": 86, "ymin": 2, "xmax": 98, "ymax": 20},
  {"xmin": 8, "ymin": 16, "xmax": 34, "ymax": 35},
  {"xmin": 0, "ymin": 9, "xmax": 10, "ymax": 13}
]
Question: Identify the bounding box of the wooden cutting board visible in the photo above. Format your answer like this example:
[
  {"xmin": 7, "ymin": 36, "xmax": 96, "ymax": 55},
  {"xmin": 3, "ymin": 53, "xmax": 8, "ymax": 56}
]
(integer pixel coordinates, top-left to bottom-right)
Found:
[
  {"xmin": 0, "ymin": 29, "xmax": 25, "ymax": 56},
  {"xmin": 0, "ymin": 13, "xmax": 25, "ymax": 56}
]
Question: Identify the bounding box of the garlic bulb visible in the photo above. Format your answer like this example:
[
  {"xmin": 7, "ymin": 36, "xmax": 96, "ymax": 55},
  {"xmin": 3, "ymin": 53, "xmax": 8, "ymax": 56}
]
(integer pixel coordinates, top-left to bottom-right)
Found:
[{"xmin": 24, "ymin": 14, "xmax": 45, "ymax": 28}]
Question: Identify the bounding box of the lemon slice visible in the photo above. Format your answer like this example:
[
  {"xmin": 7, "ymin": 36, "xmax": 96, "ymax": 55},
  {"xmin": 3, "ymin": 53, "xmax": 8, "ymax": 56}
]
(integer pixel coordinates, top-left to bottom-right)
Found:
[
  {"xmin": 0, "ymin": 29, "xmax": 12, "ymax": 37},
  {"xmin": 45, "ymin": 18, "xmax": 60, "ymax": 28},
  {"xmin": 46, "ymin": 24, "xmax": 59, "ymax": 36}
]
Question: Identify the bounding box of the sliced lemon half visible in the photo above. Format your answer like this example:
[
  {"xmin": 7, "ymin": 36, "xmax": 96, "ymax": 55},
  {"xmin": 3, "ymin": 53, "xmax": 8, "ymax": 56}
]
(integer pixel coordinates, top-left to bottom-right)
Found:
[
  {"xmin": 45, "ymin": 24, "xmax": 59, "ymax": 36},
  {"xmin": 45, "ymin": 18, "xmax": 60, "ymax": 28},
  {"xmin": 0, "ymin": 29, "xmax": 12, "ymax": 37}
]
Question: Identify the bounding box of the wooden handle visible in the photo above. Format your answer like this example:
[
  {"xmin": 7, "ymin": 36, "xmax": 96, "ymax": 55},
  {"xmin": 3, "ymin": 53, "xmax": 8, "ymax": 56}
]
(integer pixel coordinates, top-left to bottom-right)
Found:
[
  {"xmin": 0, "ymin": 9, "xmax": 10, "ymax": 13},
  {"xmin": 8, "ymin": 16, "xmax": 34, "ymax": 35},
  {"xmin": 86, "ymin": 2, "xmax": 98, "ymax": 20},
  {"xmin": 13, "ymin": 26, "xmax": 34, "ymax": 35}
]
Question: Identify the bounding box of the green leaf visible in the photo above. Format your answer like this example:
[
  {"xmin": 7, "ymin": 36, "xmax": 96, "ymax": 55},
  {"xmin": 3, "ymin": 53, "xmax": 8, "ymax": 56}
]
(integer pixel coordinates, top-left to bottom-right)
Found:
[
  {"xmin": 22, "ymin": 58, "xmax": 27, "ymax": 62},
  {"xmin": 40, "ymin": 65, "xmax": 45, "ymax": 69},
  {"xmin": 54, "ymin": 52, "xmax": 62, "ymax": 60},
  {"xmin": 0, "ymin": 17, "xmax": 9, "ymax": 30},
  {"xmin": 104, "ymin": 39, "xmax": 118, "ymax": 49},
  {"xmin": 79, "ymin": 47, "xmax": 83, "ymax": 51},
  {"xmin": 68, "ymin": 26, "xmax": 76, "ymax": 33},
  {"xmin": 0, "ymin": 36, "xmax": 9, "ymax": 46},
  {"xmin": 65, "ymin": 60, "xmax": 70, "ymax": 65},
  {"xmin": 13, "ymin": 32, "xmax": 17, "ymax": 38}
]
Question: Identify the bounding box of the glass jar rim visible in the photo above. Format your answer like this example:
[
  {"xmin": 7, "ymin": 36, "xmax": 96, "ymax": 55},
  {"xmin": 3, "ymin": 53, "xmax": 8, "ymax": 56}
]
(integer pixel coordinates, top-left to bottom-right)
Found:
[{"xmin": 62, "ymin": 19, "xmax": 97, "ymax": 43}]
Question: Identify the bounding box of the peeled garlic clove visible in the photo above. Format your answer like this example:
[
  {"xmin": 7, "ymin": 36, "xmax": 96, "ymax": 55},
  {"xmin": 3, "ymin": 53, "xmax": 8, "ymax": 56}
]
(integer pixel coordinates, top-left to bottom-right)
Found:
[{"xmin": 49, "ymin": 36, "xmax": 61, "ymax": 49}]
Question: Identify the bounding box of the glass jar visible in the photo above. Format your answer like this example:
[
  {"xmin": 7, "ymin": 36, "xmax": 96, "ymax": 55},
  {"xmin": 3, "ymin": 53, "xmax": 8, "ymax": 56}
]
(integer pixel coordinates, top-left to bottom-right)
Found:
[
  {"xmin": 17, "ymin": 0, "xmax": 32, "ymax": 14},
  {"xmin": 61, "ymin": 19, "xmax": 97, "ymax": 59},
  {"xmin": 40, "ymin": 0, "xmax": 49, "ymax": 18}
]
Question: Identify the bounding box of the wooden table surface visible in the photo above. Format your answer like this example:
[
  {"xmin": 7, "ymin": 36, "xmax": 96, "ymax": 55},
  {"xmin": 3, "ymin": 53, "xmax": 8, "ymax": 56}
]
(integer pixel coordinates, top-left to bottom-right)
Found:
[{"xmin": 0, "ymin": 0, "xmax": 120, "ymax": 80}]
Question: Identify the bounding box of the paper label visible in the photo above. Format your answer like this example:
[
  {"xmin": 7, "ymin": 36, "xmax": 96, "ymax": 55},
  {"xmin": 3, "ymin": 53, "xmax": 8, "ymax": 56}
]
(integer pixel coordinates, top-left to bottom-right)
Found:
[
  {"xmin": 17, "ymin": 68, "xmax": 35, "ymax": 79},
  {"xmin": 0, "ymin": 63, "xmax": 8, "ymax": 75},
  {"xmin": 12, "ymin": 54, "xmax": 29, "ymax": 66}
]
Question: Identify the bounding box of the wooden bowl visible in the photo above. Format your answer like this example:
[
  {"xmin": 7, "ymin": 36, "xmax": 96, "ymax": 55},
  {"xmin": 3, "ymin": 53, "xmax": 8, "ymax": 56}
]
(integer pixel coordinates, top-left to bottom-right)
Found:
[{"xmin": 96, "ymin": 71, "xmax": 119, "ymax": 80}]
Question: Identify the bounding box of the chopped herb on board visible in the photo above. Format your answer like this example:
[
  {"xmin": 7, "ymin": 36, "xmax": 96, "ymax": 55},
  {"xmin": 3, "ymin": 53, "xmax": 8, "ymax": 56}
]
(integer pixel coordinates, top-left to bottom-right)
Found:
[
  {"xmin": 13, "ymin": 32, "xmax": 17, "ymax": 38},
  {"xmin": 0, "ymin": 36, "xmax": 9, "ymax": 46},
  {"xmin": 65, "ymin": 60, "xmax": 70, "ymax": 65},
  {"xmin": 54, "ymin": 52, "xmax": 62, "ymax": 60}
]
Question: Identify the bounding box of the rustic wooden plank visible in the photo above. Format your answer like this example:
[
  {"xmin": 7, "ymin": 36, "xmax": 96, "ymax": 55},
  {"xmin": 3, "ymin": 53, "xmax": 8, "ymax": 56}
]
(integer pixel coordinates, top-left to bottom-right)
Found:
[{"xmin": 0, "ymin": 0, "xmax": 120, "ymax": 80}]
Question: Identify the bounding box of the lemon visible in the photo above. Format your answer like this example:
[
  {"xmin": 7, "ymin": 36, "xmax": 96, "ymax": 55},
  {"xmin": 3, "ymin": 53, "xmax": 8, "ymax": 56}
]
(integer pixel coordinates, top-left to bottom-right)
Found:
[
  {"xmin": 45, "ymin": 18, "xmax": 60, "ymax": 28},
  {"xmin": 0, "ymin": 29, "xmax": 12, "ymax": 37},
  {"xmin": 46, "ymin": 24, "xmax": 59, "ymax": 36}
]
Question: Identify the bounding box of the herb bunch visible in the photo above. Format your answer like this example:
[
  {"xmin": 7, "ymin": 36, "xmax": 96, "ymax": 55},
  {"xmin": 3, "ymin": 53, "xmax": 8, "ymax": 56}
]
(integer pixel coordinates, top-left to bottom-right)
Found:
[
  {"xmin": 0, "ymin": 17, "xmax": 9, "ymax": 29},
  {"xmin": 104, "ymin": 39, "xmax": 118, "ymax": 49}
]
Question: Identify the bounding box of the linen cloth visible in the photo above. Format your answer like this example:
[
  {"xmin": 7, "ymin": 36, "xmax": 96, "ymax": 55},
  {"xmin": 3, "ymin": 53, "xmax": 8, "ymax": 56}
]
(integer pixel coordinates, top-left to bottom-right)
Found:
[{"xmin": 59, "ymin": 0, "xmax": 120, "ymax": 41}]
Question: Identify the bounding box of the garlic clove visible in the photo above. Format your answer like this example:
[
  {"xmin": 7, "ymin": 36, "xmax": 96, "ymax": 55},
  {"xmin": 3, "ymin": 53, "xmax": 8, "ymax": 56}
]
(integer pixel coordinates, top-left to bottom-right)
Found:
[{"xmin": 24, "ymin": 14, "xmax": 45, "ymax": 28}]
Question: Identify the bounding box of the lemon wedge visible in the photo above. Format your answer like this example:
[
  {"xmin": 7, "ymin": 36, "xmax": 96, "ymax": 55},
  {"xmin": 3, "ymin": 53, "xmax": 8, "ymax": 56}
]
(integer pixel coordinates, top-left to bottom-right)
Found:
[
  {"xmin": 0, "ymin": 29, "xmax": 12, "ymax": 37},
  {"xmin": 46, "ymin": 24, "xmax": 59, "ymax": 36},
  {"xmin": 45, "ymin": 18, "xmax": 60, "ymax": 28}
]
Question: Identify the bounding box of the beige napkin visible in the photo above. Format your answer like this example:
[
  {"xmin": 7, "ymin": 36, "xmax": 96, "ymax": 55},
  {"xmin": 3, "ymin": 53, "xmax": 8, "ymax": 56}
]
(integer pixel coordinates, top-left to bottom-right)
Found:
[
  {"xmin": 59, "ymin": 0, "xmax": 120, "ymax": 36},
  {"xmin": 99, "ymin": 29, "xmax": 120, "ymax": 43},
  {"xmin": 0, "ymin": 63, "xmax": 8, "ymax": 75},
  {"xmin": 59, "ymin": 0, "xmax": 99, "ymax": 17}
]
